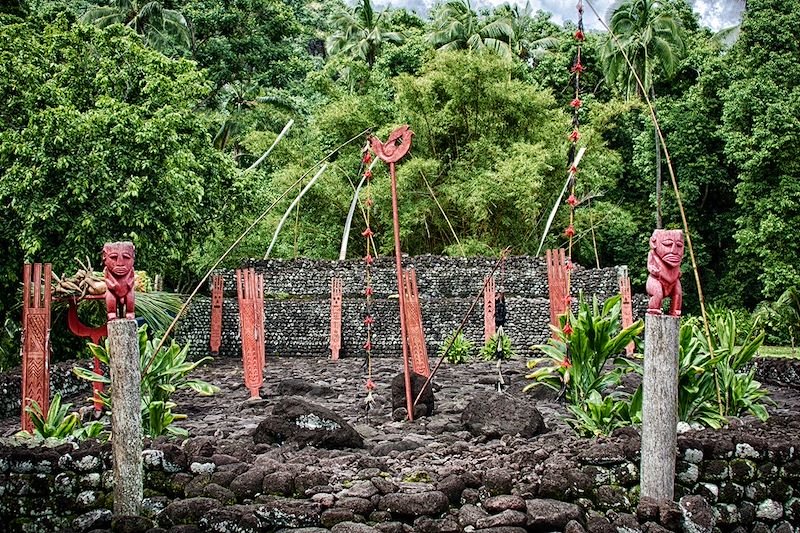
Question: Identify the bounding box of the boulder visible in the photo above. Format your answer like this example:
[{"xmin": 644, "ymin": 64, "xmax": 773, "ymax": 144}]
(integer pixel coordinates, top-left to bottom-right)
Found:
[
  {"xmin": 525, "ymin": 498, "xmax": 583, "ymax": 530},
  {"xmin": 158, "ymin": 497, "xmax": 222, "ymax": 527},
  {"xmin": 461, "ymin": 392, "xmax": 545, "ymax": 439},
  {"xmin": 391, "ymin": 372, "xmax": 434, "ymax": 417},
  {"xmin": 253, "ymin": 397, "xmax": 364, "ymax": 449},
  {"xmin": 379, "ymin": 491, "xmax": 449, "ymax": 517}
]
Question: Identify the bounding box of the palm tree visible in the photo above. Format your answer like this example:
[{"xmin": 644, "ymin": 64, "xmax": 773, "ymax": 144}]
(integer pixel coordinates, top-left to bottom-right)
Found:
[
  {"xmin": 326, "ymin": 0, "xmax": 403, "ymax": 69},
  {"xmin": 81, "ymin": 0, "xmax": 191, "ymax": 54},
  {"xmin": 426, "ymin": 0, "xmax": 514, "ymax": 58},
  {"xmin": 600, "ymin": 0, "xmax": 684, "ymax": 227},
  {"xmin": 494, "ymin": 1, "xmax": 559, "ymax": 63}
]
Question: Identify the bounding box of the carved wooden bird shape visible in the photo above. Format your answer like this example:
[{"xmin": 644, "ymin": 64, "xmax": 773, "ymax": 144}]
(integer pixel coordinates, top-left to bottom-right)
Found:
[{"xmin": 370, "ymin": 125, "xmax": 414, "ymax": 164}]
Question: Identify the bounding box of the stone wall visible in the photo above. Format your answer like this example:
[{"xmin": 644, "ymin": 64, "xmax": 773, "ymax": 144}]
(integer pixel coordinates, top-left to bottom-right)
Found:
[
  {"xmin": 174, "ymin": 255, "xmax": 637, "ymax": 361},
  {"xmin": 0, "ymin": 420, "xmax": 798, "ymax": 532}
]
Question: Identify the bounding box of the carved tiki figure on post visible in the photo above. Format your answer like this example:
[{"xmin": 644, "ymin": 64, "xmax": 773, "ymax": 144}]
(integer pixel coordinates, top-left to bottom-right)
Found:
[
  {"xmin": 646, "ymin": 229, "xmax": 684, "ymax": 316},
  {"xmin": 103, "ymin": 241, "xmax": 136, "ymax": 321}
]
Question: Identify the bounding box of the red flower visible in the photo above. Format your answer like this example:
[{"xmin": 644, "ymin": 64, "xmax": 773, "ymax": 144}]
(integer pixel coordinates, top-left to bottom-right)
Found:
[
  {"xmin": 565, "ymin": 260, "xmax": 574, "ymax": 271},
  {"xmin": 560, "ymin": 357, "xmax": 573, "ymax": 368},
  {"xmin": 563, "ymin": 322, "xmax": 573, "ymax": 336},
  {"xmin": 364, "ymin": 169, "xmax": 372, "ymax": 179},
  {"xmin": 565, "ymin": 295, "xmax": 573, "ymax": 305},
  {"xmin": 366, "ymin": 379, "xmax": 376, "ymax": 390},
  {"xmin": 362, "ymin": 227, "xmax": 374, "ymax": 238},
  {"xmin": 365, "ymin": 253, "xmax": 374, "ymax": 265},
  {"xmin": 364, "ymin": 316, "xmax": 374, "ymax": 325},
  {"xmin": 567, "ymin": 194, "xmax": 578, "ymax": 206},
  {"xmin": 362, "ymin": 152, "xmax": 372, "ymax": 164},
  {"xmin": 570, "ymin": 98, "xmax": 582, "ymax": 108},
  {"xmin": 365, "ymin": 286, "xmax": 374, "ymax": 296},
  {"xmin": 366, "ymin": 197, "xmax": 374, "ymax": 207},
  {"xmin": 570, "ymin": 61, "xmax": 585, "ymax": 74},
  {"xmin": 569, "ymin": 164, "xmax": 579, "ymax": 175},
  {"xmin": 575, "ymin": 30, "xmax": 585, "ymax": 41},
  {"xmin": 568, "ymin": 129, "xmax": 580, "ymax": 142},
  {"xmin": 363, "ymin": 340, "xmax": 372, "ymax": 351},
  {"xmin": 565, "ymin": 225, "xmax": 575, "ymax": 237}
]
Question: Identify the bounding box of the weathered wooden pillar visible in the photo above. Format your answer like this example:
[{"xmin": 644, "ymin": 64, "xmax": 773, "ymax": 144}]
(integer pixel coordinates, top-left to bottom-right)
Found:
[
  {"xmin": 619, "ymin": 267, "xmax": 635, "ymax": 355},
  {"xmin": 546, "ymin": 249, "xmax": 568, "ymax": 337},
  {"xmin": 236, "ymin": 268, "xmax": 264, "ymax": 398},
  {"xmin": 402, "ymin": 268, "xmax": 430, "ymax": 377},
  {"xmin": 641, "ymin": 314, "xmax": 680, "ymax": 501},
  {"xmin": 108, "ymin": 318, "xmax": 143, "ymax": 516}
]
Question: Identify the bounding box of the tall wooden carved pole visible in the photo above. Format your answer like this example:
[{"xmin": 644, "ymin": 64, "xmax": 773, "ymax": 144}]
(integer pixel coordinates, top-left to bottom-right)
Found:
[
  {"xmin": 641, "ymin": 229, "xmax": 684, "ymax": 502},
  {"xmin": 370, "ymin": 125, "xmax": 415, "ymax": 421},
  {"xmin": 103, "ymin": 241, "xmax": 143, "ymax": 516}
]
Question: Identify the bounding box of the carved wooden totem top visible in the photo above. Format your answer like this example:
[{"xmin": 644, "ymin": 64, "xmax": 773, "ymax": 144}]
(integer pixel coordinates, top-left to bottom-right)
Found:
[
  {"xmin": 103, "ymin": 241, "xmax": 136, "ymax": 321},
  {"xmin": 646, "ymin": 229, "xmax": 684, "ymax": 316}
]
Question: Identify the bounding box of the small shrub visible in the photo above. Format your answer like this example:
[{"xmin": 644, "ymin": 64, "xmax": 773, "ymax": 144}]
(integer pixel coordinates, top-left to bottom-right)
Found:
[
  {"xmin": 480, "ymin": 332, "xmax": 515, "ymax": 361},
  {"xmin": 438, "ymin": 330, "xmax": 473, "ymax": 364},
  {"xmin": 17, "ymin": 393, "xmax": 109, "ymax": 442}
]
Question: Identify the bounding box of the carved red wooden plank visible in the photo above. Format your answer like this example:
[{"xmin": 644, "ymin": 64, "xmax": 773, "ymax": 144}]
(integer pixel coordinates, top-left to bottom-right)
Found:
[
  {"xmin": 236, "ymin": 268, "xmax": 264, "ymax": 399},
  {"xmin": 546, "ymin": 249, "xmax": 568, "ymax": 337},
  {"xmin": 210, "ymin": 275, "xmax": 223, "ymax": 355},
  {"xmin": 483, "ymin": 276, "xmax": 496, "ymax": 343},
  {"xmin": 21, "ymin": 263, "xmax": 52, "ymax": 433},
  {"xmin": 619, "ymin": 268, "xmax": 635, "ymax": 355},
  {"xmin": 402, "ymin": 268, "xmax": 430, "ymax": 377},
  {"xmin": 329, "ymin": 277, "xmax": 343, "ymax": 361}
]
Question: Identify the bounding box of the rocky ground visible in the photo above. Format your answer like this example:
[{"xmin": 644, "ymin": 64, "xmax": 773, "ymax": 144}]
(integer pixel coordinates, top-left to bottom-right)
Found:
[{"xmin": 2, "ymin": 354, "xmax": 800, "ymax": 532}]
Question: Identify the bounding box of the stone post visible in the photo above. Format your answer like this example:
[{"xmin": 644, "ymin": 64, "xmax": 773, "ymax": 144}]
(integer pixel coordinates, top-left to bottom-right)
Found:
[
  {"xmin": 108, "ymin": 318, "xmax": 143, "ymax": 515},
  {"xmin": 640, "ymin": 314, "xmax": 680, "ymax": 501}
]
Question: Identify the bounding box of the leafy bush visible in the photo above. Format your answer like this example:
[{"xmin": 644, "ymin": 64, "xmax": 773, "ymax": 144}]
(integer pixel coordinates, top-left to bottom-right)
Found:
[
  {"xmin": 17, "ymin": 393, "xmax": 108, "ymax": 441},
  {"xmin": 754, "ymin": 287, "xmax": 800, "ymax": 354},
  {"xmin": 74, "ymin": 326, "xmax": 218, "ymax": 438},
  {"xmin": 438, "ymin": 330, "xmax": 473, "ymax": 364},
  {"xmin": 565, "ymin": 388, "xmax": 642, "ymax": 437},
  {"xmin": 525, "ymin": 294, "xmax": 643, "ymax": 405},
  {"xmin": 676, "ymin": 308, "xmax": 771, "ymax": 428},
  {"xmin": 480, "ymin": 332, "xmax": 515, "ymax": 361}
]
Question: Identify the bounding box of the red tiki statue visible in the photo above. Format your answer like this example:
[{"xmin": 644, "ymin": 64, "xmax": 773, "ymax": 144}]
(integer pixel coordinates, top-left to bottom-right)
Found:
[
  {"xmin": 646, "ymin": 229, "xmax": 684, "ymax": 316},
  {"xmin": 103, "ymin": 241, "xmax": 136, "ymax": 321}
]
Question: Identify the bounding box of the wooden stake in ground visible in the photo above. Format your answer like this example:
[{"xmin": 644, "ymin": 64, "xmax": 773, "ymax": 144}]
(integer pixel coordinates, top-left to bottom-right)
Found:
[
  {"xmin": 108, "ymin": 318, "xmax": 143, "ymax": 515},
  {"xmin": 640, "ymin": 314, "xmax": 680, "ymax": 502}
]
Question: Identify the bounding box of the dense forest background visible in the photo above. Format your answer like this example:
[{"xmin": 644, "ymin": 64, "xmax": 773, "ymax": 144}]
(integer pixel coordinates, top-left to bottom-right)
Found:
[{"xmin": 0, "ymin": 0, "xmax": 798, "ymax": 363}]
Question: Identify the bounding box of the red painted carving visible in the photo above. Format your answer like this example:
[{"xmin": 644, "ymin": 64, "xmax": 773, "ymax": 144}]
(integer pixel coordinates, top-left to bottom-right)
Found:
[
  {"xmin": 210, "ymin": 276, "xmax": 223, "ymax": 355},
  {"xmin": 21, "ymin": 263, "xmax": 52, "ymax": 433},
  {"xmin": 370, "ymin": 125, "xmax": 416, "ymax": 420},
  {"xmin": 66, "ymin": 294, "xmax": 107, "ymax": 410},
  {"xmin": 646, "ymin": 229, "xmax": 684, "ymax": 316},
  {"xmin": 103, "ymin": 241, "xmax": 136, "ymax": 321},
  {"xmin": 236, "ymin": 268, "xmax": 264, "ymax": 398},
  {"xmin": 546, "ymin": 248, "xmax": 568, "ymax": 336},
  {"xmin": 402, "ymin": 268, "xmax": 430, "ymax": 377},
  {"xmin": 484, "ymin": 276, "xmax": 496, "ymax": 343},
  {"xmin": 329, "ymin": 277, "xmax": 343, "ymax": 361},
  {"xmin": 619, "ymin": 268, "xmax": 634, "ymax": 355}
]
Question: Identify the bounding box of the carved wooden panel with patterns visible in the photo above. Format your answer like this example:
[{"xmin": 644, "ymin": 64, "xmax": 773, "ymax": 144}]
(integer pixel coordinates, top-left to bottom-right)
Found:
[
  {"xmin": 236, "ymin": 269, "xmax": 264, "ymax": 399},
  {"xmin": 329, "ymin": 277, "xmax": 343, "ymax": 360},
  {"xmin": 619, "ymin": 270, "xmax": 635, "ymax": 355},
  {"xmin": 21, "ymin": 263, "xmax": 52, "ymax": 433},
  {"xmin": 402, "ymin": 268, "xmax": 430, "ymax": 377},
  {"xmin": 546, "ymin": 249, "xmax": 568, "ymax": 337},
  {"xmin": 483, "ymin": 276, "xmax": 496, "ymax": 343},
  {"xmin": 210, "ymin": 275, "xmax": 224, "ymax": 354}
]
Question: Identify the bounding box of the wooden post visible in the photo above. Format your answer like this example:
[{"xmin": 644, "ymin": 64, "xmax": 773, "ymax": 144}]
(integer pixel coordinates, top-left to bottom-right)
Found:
[
  {"xmin": 108, "ymin": 318, "xmax": 143, "ymax": 516},
  {"xmin": 21, "ymin": 263, "xmax": 52, "ymax": 433},
  {"xmin": 483, "ymin": 276, "xmax": 496, "ymax": 343},
  {"xmin": 330, "ymin": 277, "xmax": 343, "ymax": 361},
  {"xmin": 210, "ymin": 275, "xmax": 223, "ymax": 355},
  {"xmin": 641, "ymin": 314, "xmax": 680, "ymax": 502}
]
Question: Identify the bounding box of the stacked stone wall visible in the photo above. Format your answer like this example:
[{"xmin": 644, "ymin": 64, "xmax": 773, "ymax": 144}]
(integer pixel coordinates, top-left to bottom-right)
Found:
[{"xmin": 174, "ymin": 255, "xmax": 636, "ymax": 360}]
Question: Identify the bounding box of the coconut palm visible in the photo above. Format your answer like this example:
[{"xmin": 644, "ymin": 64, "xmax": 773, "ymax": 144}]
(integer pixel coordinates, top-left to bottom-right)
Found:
[
  {"xmin": 326, "ymin": 0, "xmax": 403, "ymax": 69},
  {"xmin": 426, "ymin": 0, "xmax": 514, "ymax": 58},
  {"xmin": 493, "ymin": 1, "xmax": 559, "ymax": 63},
  {"xmin": 600, "ymin": 0, "xmax": 684, "ymax": 227},
  {"xmin": 81, "ymin": 0, "xmax": 191, "ymax": 54}
]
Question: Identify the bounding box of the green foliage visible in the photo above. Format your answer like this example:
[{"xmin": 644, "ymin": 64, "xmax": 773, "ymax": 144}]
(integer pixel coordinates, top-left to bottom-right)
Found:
[
  {"xmin": 722, "ymin": 0, "xmax": 800, "ymax": 301},
  {"xmin": 754, "ymin": 287, "xmax": 800, "ymax": 352},
  {"xmin": 326, "ymin": 0, "xmax": 403, "ymax": 69},
  {"xmin": 18, "ymin": 392, "xmax": 108, "ymax": 441},
  {"xmin": 0, "ymin": 315, "xmax": 21, "ymax": 372},
  {"xmin": 565, "ymin": 388, "xmax": 642, "ymax": 437},
  {"xmin": 525, "ymin": 294, "xmax": 643, "ymax": 405},
  {"xmin": 677, "ymin": 308, "xmax": 771, "ymax": 428},
  {"xmin": 480, "ymin": 332, "xmax": 514, "ymax": 361},
  {"xmin": 426, "ymin": 0, "xmax": 513, "ymax": 58},
  {"xmin": 438, "ymin": 330, "xmax": 473, "ymax": 364},
  {"xmin": 74, "ymin": 325, "xmax": 218, "ymax": 437}
]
